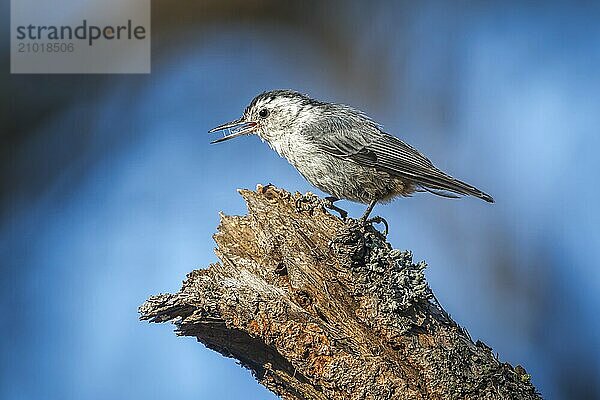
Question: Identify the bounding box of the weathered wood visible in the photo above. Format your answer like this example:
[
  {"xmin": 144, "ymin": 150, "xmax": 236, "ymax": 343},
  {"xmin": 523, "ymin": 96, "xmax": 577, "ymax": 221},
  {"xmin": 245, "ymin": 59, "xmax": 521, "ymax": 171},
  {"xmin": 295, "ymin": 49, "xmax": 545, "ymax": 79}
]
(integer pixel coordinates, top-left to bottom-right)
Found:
[{"xmin": 139, "ymin": 184, "xmax": 540, "ymax": 400}]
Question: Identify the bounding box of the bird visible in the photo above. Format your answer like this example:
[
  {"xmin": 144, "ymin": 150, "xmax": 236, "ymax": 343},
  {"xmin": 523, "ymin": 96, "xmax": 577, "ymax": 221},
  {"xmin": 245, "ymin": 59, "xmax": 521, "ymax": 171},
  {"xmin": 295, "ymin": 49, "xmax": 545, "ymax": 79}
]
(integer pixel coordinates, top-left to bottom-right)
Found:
[{"xmin": 209, "ymin": 89, "xmax": 493, "ymax": 222}]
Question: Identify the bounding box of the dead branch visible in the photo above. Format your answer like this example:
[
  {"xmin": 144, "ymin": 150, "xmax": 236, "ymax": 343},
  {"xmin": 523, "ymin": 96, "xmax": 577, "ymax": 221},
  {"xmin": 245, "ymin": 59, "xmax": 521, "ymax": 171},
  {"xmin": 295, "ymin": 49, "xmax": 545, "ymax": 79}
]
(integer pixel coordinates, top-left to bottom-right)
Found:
[{"xmin": 139, "ymin": 184, "xmax": 539, "ymax": 400}]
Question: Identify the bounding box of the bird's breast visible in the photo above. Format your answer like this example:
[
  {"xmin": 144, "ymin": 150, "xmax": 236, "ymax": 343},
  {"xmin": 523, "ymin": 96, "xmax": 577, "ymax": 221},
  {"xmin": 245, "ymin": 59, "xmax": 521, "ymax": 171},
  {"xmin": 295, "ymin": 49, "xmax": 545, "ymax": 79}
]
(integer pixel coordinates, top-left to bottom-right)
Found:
[{"xmin": 266, "ymin": 134, "xmax": 312, "ymax": 165}]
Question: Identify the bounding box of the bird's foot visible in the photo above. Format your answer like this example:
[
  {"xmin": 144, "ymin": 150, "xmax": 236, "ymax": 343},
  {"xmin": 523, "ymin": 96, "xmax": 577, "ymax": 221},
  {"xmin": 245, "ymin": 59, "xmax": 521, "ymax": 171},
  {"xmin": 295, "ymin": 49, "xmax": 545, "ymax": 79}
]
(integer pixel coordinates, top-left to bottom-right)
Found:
[
  {"xmin": 295, "ymin": 194, "xmax": 349, "ymax": 220},
  {"xmin": 322, "ymin": 197, "xmax": 348, "ymax": 220},
  {"xmin": 362, "ymin": 215, "xmax": 389, "ymax": 236}
]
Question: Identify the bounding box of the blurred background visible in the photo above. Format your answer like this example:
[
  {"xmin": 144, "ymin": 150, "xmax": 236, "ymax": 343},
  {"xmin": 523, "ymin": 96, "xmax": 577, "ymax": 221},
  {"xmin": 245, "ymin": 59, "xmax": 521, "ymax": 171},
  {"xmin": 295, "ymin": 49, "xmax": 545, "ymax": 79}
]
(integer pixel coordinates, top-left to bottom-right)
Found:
[{"xmin": 2, "ymin": 1, "xmax": 599, "ymax": 399}]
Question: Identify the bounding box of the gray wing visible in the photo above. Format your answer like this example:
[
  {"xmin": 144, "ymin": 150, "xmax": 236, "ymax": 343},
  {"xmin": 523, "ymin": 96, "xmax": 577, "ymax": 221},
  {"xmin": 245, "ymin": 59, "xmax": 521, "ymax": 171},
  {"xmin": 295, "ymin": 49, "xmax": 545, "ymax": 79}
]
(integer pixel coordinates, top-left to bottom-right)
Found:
[{"xmin": 303, "ymin": 107, "xmax": 494, "ymax": 203}]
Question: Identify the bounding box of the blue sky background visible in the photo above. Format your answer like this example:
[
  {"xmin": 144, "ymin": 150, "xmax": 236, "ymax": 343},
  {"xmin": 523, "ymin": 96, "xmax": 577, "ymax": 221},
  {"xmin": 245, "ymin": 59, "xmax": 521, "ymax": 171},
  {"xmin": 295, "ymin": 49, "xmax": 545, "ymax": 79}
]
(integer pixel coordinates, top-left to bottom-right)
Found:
[{"xmin": 1, "ymin": 1, "xmax": 599, "ymax": 399}]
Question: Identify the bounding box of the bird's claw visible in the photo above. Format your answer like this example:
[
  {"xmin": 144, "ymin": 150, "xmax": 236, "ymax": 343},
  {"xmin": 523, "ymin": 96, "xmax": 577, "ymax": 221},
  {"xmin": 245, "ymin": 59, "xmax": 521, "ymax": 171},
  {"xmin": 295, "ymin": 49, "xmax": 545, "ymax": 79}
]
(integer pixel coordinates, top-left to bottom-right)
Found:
[
  {"xmin": 295, "ymin": 194, "xmax": 349, "ymax": 221},
  {"xmin": 322, "ymin": 197, "xmax": 348, "ymax": 220},
  {"xmin": 363, "ymin": 216, "xmax": 389, "ymax": 236}
]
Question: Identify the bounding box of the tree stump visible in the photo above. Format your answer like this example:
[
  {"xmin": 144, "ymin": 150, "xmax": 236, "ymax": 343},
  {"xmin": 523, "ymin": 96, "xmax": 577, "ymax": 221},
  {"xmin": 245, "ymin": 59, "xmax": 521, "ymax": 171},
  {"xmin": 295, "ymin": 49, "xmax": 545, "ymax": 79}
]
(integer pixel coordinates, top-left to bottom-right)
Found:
[{"xmin": 139, "ymin": 184, "xmax": 540, "ymax": 400}]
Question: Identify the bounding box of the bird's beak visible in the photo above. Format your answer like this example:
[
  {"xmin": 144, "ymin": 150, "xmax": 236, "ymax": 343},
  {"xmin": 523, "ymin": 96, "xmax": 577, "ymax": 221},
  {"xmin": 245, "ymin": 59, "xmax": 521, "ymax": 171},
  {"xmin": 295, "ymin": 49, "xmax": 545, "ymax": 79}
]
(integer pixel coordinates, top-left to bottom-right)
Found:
[{"xmin": 208, "ymin": 117, "xmax": 258, "ymax": 144}]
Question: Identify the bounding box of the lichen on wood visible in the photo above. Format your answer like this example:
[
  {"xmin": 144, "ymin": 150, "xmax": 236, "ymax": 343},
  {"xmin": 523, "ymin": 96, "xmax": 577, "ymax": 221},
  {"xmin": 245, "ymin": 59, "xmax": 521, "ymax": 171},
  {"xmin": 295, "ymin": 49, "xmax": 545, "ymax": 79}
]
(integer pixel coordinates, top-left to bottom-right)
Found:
[{"xmin": 139, "ymin": 184, "xmax": 540, "ymax": 400}]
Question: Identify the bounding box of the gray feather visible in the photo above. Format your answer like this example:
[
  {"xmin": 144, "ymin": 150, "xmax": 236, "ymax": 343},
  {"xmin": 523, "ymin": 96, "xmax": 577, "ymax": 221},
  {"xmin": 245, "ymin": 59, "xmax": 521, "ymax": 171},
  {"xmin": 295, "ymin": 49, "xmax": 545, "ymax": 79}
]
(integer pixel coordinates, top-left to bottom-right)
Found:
[{"xmin": 302, "ymin": 104, "xmax": 494, "ymax": 203}]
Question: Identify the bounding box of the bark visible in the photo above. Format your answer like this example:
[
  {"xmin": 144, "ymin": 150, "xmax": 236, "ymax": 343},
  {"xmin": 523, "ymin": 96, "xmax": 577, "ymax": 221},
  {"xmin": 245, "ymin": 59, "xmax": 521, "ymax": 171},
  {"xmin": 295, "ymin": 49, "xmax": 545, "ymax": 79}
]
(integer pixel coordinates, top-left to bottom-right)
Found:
[{"xmin": 139, "ymin": 184, "xmax": 540, "ymax": 400}]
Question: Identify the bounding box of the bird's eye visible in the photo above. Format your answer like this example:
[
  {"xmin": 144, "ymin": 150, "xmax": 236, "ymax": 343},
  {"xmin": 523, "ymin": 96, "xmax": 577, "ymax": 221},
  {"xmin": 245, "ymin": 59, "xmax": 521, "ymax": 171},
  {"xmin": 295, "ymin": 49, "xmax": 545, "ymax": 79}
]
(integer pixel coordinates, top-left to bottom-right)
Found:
[{"xmin": 259, "ymin": 108, "xmax": 269, "ymax": 118}]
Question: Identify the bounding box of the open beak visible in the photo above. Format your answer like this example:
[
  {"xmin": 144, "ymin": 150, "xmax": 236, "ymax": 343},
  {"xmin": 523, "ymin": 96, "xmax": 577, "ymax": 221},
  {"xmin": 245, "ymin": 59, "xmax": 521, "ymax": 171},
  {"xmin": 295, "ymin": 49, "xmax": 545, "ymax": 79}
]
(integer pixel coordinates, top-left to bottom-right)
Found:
[{"xmin": 208, "ymin": 117, "xmax": 258, "ymax": 144}]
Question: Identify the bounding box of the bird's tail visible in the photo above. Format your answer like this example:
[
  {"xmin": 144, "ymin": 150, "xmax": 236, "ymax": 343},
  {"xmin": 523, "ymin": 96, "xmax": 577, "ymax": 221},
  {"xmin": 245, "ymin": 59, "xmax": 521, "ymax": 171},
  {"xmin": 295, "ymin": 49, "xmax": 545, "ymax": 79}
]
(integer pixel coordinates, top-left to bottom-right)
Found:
[{"xmin": 416, "ymin": 171, "xmax": 494, "ymax": 203}]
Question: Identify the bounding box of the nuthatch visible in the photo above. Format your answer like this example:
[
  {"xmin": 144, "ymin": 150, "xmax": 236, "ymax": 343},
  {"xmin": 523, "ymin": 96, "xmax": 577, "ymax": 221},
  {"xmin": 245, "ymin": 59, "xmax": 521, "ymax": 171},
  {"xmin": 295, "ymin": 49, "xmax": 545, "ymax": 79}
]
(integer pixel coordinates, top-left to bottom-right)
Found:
[{"xmin": 209, "ymin": 90, "xmax": 493, "ymax": 222}]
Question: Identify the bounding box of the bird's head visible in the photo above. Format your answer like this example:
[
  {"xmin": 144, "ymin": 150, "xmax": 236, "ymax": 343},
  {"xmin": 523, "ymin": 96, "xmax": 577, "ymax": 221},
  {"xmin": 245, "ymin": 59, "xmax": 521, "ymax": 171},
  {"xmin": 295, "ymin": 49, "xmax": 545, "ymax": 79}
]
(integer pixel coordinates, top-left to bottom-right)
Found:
[{"xmin": 209, "ymin": 90, "xmax": 317, "ymax": 144}]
